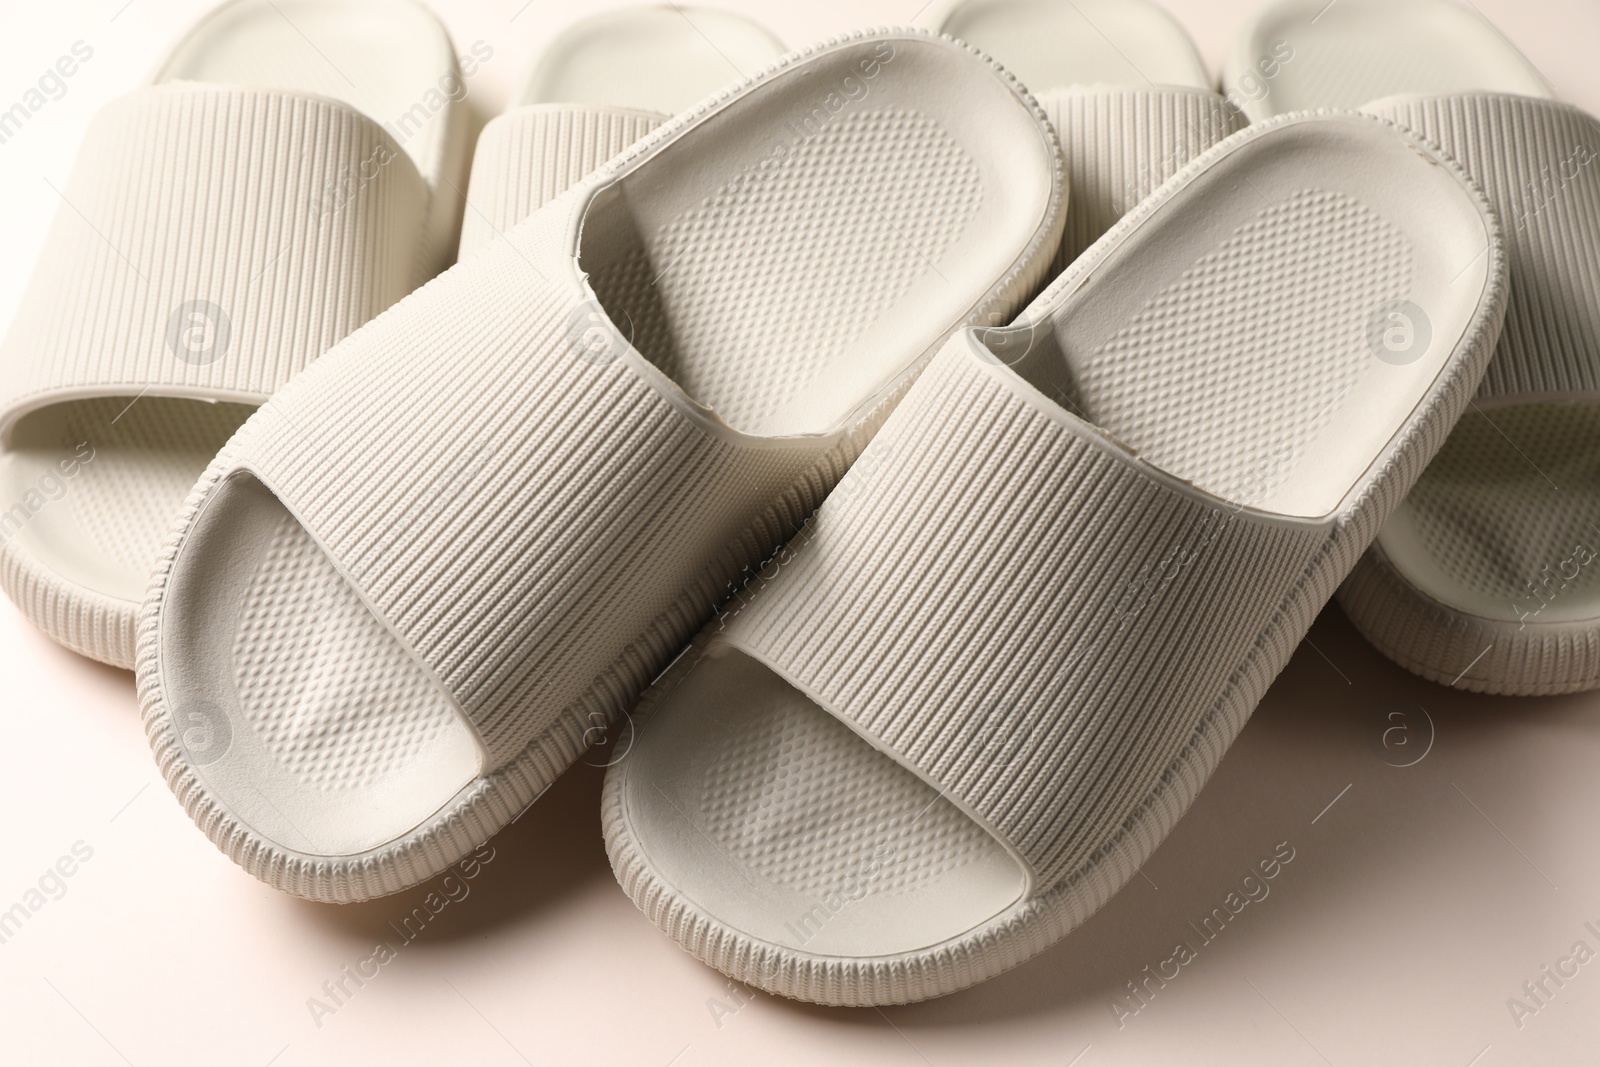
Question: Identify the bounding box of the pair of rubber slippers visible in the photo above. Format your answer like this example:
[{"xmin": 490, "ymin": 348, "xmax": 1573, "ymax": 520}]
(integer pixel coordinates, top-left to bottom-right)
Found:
[{"xmin": 0, "ymin": 0, "xmax": 1588, "ymax": 1006}]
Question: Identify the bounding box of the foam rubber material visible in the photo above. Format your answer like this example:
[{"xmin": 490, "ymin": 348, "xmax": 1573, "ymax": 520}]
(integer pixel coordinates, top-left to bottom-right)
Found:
[
  {"xmin": 930, "ymin": 0, "xmax": 1247, "ymax": 270},
  {"xmin": 1228, "ymin": 0, "xmax": 1600, "ymax": 694},
  {"xmin": 136, "ymin": 29, "xmax": 1067, "ymax": 903},
  {"xmin": 521, "ymin": 5, "xmax": 787, "ymax": 116},
  {"xmin": 1223, "ymin": 0, "xmax": 1551, "ymax": 121},
  {"xmin": 0, "ymin": 0, "xmax": 468, "ymax": 667},
  {"xmin": 929, "ymin": 0, "xmax": 1210, "ymax": 91},
  {"xmin": 603, "ymin": 110, "xmax": 1508, "ymax": 1005},
  {"xmin": 456, "ymin": 7, "xmax": 786, "ymax": 259}
]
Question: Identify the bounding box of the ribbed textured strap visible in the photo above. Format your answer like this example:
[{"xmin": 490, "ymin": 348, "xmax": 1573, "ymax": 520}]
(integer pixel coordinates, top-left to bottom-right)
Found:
[
  {"xmin": 723, "ymin": 341, "xmax": 1330, "ymax": 890},
  {"xmin": 1364, "ymin": 94, "xmax": 1600, "ymax": 401},
  {"xmin": 235, "ymin": 216, "xmax": 846, "ymax": 769},
  {"xmin": 1040, "ymin": 87, "xmax": 1245, "ymax": 269},
  {"xmin": 457, "ymin": 104, "xmax": 664, "ymax": 259},
  {"xmin": 0, "ymin": 83, "xmax": 431, "ymax": 426}
]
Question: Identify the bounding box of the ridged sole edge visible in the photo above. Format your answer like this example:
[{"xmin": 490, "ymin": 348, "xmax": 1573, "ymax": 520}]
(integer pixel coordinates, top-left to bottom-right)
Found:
[{"xmin": 1337, "ymin": 542, "xmax": 1600, "ymax": 696}]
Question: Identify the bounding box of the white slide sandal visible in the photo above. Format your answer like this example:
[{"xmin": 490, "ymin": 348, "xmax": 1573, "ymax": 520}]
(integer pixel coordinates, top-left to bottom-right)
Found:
[
  {"xmin": 1227, "ymin": 0, "xmax": 1600, "ymax": 694},
  {"xmin": 603, "ymin": 110, "xmax": 1508, "ymax": 1004},
  {"xmin": 458, "ymin": 6, "xmax": 786, "ymax": 259},
  {"xmin": 0, "ymin": 0, "xmax": 469, "ymax": 667},
  {"xmin": 136, "ymin": 30, "xmax": 1066, "ymax": 902},
  {"xmin": 929, "ymin": 0, "xmax": 1245, "ymax": 270}
]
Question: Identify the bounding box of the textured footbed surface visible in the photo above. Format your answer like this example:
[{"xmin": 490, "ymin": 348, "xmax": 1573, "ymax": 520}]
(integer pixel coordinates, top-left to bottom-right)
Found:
[
  {"xmin": 622, "ymin": 648, "xmax": 1025, "ymax": 958},
  {"xmin": 232, "ymin": 512, "xmax": 458, "ymax": 792},
  {"xmin": 614, "ymin": 115, "xmax": 1493, "ymax": 959},
  {"xmin": 589, "ymin": 106, "xmax": 985, "ymax": 434},
  {"xmin": 1229, "ymin": 0, "xmax": 1551, "ymax": 121},
  {"xmin": 162, "ymin": 38, "xmax": 1049, "ymax": 859},
  {"xmin": 1375, "ymin": 403, "xmax": 1600, "ymax": 625},
  {"xmin": 2, "ymin": 399, "xmax": 251, "ymax": 603},
  {"xmin": 520, "ymin": 6, "xmax": 785, "ymax": 115},
  {"xmin": 938, "ymin": 0, "xmax": 1210, "ymax": 91}
]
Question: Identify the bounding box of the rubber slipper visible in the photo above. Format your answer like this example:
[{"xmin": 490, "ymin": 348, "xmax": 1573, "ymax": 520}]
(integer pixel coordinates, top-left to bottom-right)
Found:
[
  {"xmin": 458, "ymin": 5, "xmax": 786, "ymax": 258},
  {"xmin": 0, "ymin": 0, "xmax": 470, "ymax": 666},
  {"xmin": 602, "ymin": 109, "xmax": 1508, "ymax": 1005},
  {"xmin": 136, "ymin": 29, "xmax": 1066, "ymax": 902},
  {"xmin": 1227, "ymin": 0, "xmax": 1600, "ymax": 694},
  {"xmin": 928, "ymin": 0, "xmax": 1245, "ymax": 270}
]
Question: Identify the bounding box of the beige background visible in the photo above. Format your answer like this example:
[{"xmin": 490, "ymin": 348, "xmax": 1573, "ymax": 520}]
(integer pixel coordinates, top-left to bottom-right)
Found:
[{"xmin": 1, "ymin": 0, "xmax": 1598, "ymax": 1064}]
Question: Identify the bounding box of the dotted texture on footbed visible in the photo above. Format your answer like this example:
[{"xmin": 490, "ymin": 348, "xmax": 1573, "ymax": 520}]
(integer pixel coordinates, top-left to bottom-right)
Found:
[
  {"xmin": 1076, "ymin": 187, "xmax": 1410, "ymax": 503},
  {"xmin": 54, "ymin": 397, "xmax": 251, "ymax": 576},
  {"xmin": 1401, "ymin": 404, "xmax": 1600, "ymax": 600},
  {"xmin": 699, "ymin": 684, "xmax": 993, "ymax": 898},
  {"xmin": 233, "ymin": 511, "xmax": 456, "ymax": 791},
  {"xmin": 626, "ymin": 108, "xmax": 984, "ymax": 434}
]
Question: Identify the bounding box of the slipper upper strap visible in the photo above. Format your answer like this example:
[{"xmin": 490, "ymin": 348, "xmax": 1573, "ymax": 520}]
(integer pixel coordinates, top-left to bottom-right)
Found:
[
  {"xmin": 457, "ymin": 103, "xmax": 664, "ymax": 260},
  {"xmin": 226, "ymin": 202, "xmax": 848, "ymax": 770},
  {"xmin": 0, "ymin": 83, "xmax": 432, "ymax": 431},
  {"xmin": 1363, "ymin": 93, "xmax": 1600, "ymax": 403},
  {"xmin": 1038, "ymin": 86, "xmax": 1245, "ymax": 269},
  {"xmin": 721, "ymin": 338, "xmax": 1333, "ymax": 891}
]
